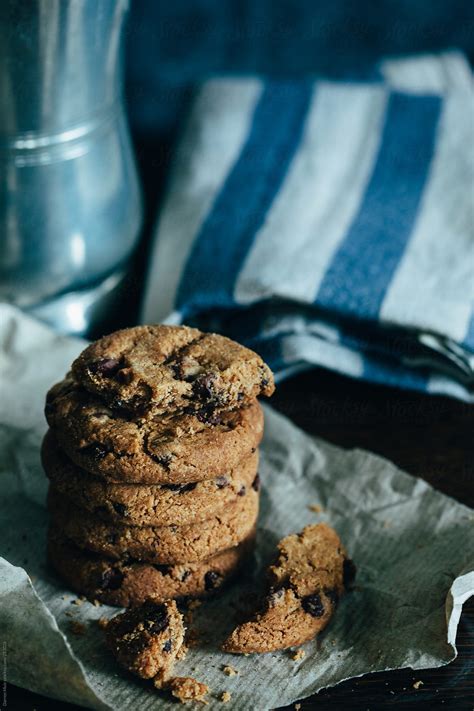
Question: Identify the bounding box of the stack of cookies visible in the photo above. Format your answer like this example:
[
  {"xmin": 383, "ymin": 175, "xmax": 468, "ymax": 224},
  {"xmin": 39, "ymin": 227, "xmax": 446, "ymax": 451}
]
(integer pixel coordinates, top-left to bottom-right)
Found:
[{"xmin": 42, "ymin": 325, "xmax": 274, "ymax": 606}]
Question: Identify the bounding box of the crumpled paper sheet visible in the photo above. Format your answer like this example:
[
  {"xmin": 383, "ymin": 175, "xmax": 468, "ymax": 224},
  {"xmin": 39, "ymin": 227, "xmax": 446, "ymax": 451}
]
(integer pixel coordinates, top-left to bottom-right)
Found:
[{"xmin": 0, "ymin": 303, "xmax": 473, "ymax": 711}]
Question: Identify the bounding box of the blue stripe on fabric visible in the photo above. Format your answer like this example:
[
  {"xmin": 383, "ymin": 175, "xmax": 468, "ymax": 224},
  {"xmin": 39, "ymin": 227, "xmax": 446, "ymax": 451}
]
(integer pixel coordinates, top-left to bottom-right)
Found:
[
  {"xmin": 463, "ymin": 311, "xmax": 474, "ymax": 351},
  {"xmin": 361, "ymin": 353, "xmax": 429, "ymax": 391},
  {"xmin": 176, "ymin": 80, "xmax": 313, "ymax": 317},
  {"xmin": 315, "ymin": 91, "xmax": 442, "ymax": 321}
]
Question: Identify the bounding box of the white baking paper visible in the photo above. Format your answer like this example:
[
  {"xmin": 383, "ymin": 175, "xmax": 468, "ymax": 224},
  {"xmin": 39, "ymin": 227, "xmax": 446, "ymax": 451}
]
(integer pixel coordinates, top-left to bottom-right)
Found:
[{"xmin": 0, "ymin": 304, "xmax": 473, "ymax": 710}]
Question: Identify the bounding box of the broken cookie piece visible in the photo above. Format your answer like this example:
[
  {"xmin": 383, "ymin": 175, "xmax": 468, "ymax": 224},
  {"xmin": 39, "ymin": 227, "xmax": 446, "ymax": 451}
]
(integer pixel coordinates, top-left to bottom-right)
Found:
[
  {"xmin": 222, "ymin": 523, "xmax": 355, "ymax": 653},
  {"xmin": 105, "ymin": 600, "xmax": 185, "ymax": 679}
]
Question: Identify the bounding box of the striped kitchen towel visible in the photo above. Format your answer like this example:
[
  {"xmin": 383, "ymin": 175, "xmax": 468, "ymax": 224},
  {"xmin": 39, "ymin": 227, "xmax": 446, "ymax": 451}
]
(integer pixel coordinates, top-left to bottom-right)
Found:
[{"xmin": 142, "ymin": 52, "xmax": 474, "ymax": 402}]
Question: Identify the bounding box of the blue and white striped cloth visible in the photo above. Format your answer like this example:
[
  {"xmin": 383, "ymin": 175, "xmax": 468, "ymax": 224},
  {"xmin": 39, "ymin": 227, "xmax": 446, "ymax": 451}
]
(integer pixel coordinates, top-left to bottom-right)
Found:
[{"xmin": 142, "ymin": 52, "xmax": 474, "ymax": 402}]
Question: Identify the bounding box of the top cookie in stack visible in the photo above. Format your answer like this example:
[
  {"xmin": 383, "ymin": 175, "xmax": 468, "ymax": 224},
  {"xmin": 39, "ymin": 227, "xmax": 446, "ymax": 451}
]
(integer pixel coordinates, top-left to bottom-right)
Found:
[{"xmin": 43, "ymin": 325, "xmax": 274, "ymax": 606}]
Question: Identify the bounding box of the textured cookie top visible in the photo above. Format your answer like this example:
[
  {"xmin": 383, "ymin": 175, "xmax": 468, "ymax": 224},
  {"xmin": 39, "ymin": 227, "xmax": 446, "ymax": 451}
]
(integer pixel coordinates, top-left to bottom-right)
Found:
[
  {"xmin": 45, "ymin": 378, "xmax": 263, "ymax": 484},
  {"xmin": 71, "ymin": 325, "xmax": 274, "ymax": 418},
  {"xmin": 222, "ymin": 523, "xmax": 355, "ymax": 653},
  {"xmin": 105, "ymin": 600, "xmax": 185, "ymax": 680}
]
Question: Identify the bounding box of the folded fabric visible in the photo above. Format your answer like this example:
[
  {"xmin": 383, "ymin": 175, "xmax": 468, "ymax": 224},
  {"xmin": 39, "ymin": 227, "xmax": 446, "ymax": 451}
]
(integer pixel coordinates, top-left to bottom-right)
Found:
[{"xmin": 142, "ymin": 52, "xmax": 474, "ymax": 401}]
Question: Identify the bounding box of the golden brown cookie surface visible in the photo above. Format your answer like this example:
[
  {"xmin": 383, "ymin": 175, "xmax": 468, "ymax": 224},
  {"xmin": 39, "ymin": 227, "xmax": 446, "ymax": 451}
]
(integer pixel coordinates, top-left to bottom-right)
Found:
[
  {"xmin": 42, "ymin": 430, "xmax": 260, "ymax": 527},
  {"xmin": 71, "ymin": 325, "xmax": 274, "ymax": 418},
  {"xmin": 223, "ymin": 523, "xmax": 354, "ymax": 653}
]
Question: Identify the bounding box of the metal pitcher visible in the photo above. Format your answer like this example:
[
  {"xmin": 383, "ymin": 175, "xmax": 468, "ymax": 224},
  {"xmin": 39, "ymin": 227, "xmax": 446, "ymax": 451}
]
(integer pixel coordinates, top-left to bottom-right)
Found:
[{"xmin": 0, "ymin": 0, "xmax": 142, "ymax": 335}]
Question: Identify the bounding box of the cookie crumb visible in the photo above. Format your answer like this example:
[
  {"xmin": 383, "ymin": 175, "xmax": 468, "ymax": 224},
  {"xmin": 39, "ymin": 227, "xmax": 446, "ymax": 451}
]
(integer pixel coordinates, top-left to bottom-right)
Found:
[
  {"xmin": 69, "ymin": 620, "xmax": 86, "ymax": 636},
  {"xmin": 97, "ymin": 617, "xmax": 109, "ymax": 630},
  {"xmin": 93, "ymin": 599, "xmax": 101, "ymax": 607},
  {"xmin": 166, "ymin": 676, "xmax": 209, "ymax": 704},
  {"xmin": 72, "ymin": 596, "xmax": 86, "ymax": 606},
  {"xmin": 308, "ymin": 504, "xmax": 323, "ymax": 513},
  {"xmin": 291, "ymin": 649, "xmax": 305, "ymax": 661},
  {"xmin": 295, "ymin": 704, "xmax": 302, "ymax": 710},
  {"xmin": 413, "ymin": 680, "xmax": 424, "ymax": 690},
  {"xmin": 220, "ymin": 691, "xmax": 231, "ymax": 703},
  {"xmin": 222, "ymin": 665, "xmax": 238, "ymax": 676}
]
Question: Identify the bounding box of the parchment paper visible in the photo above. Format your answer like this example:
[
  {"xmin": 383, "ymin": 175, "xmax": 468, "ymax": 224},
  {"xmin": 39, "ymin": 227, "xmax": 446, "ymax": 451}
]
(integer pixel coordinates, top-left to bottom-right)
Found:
[{"xmin": 0, "ymin": 304, "xmax": 473, "ymax": 710}]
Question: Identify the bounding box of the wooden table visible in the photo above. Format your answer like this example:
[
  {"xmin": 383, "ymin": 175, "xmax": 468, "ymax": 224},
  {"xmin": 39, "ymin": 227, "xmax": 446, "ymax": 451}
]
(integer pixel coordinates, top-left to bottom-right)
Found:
[{"xmin": 7, "ymin": 369, "xmax": 474, "ymax": 710}]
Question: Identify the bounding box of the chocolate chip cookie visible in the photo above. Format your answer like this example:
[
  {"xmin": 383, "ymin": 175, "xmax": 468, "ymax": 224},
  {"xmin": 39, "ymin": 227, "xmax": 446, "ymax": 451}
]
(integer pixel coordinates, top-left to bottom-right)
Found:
[
  {"xmin": 48, "ymin": 530, "xmax": 253, "ymax": 606},
  {"xmin": 42, "ymin": 430, "xmax": 260, "ymax": 527},
  {"xmin": 45, "ymin": 380, "xmax": 263, "ymax": 484},
  {"xmin": 222, "ymin": 523, "xmax": 354, "ymax": 653},
  {"xmin": 105, "ymin": 600, "xmax": 185, "ymax": 680},
  {"xmin": 71, "ymin": 325, "xmax": 274, "ymax": 418},
  {"xmin": 48, "ymin": 486, "xmax": 259, "ymax": 564}
]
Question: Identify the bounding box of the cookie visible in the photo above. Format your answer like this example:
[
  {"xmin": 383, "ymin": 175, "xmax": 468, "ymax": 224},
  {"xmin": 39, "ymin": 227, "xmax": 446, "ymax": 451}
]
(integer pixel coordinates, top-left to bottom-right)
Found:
[
  {"xmin": 42, "ymin": 431, "xmax": 260, "ymax": 527},
  {"xmin": 48, "ymin": 530, "xmax": 254, "ymax": 606},
  {"xmin": 45, "ymin": 381, "xmax": 263, "ymax": 484},
  {"xmin": 48, "ymin": 486, "xmax": 259, "ymax": 564},
  {"xmin": 105, "ymin": 600, "xmax": 185, "ymax": 680},
  {"xmin": 160, "ymin": 677, "xmax": 209, "ymax": 703},
  {"xmin": 222, "ymin": 523, "xmax": 354, "ymax": 653},
  {"xmin": 70, "ymin": 325, "xmax": 274, "ymax": 418}
]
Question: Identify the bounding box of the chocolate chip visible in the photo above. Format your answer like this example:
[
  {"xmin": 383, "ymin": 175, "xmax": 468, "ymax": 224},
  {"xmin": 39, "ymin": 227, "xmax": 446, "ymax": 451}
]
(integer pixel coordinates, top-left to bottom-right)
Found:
[
  {"xmin": 116, "ymin": 368, "xmax": 133, "ymax": 385},
  {"xmin": 251, "ymin": 474, "xmax": 260, "ymax": 492},
  {"xmin": 170, "ymin": 483, "xmax": 195, "ymax": 494},
  {"xmin": 100, "ymin": 568, "xmax": 124, "ymax": 590},
  {"xmin": 163, "ymin": 639, "xmax": 172, "ymax": 652},
  {"xmin": 154, "ymin": 564, "xmax": 171, "ymax": 575},
  {"xmin": 112, "ymin": 398, "xmax": 129, "ymax": 413},
  {"xmin": 170, "ymin": 356, "xmax": 203, "ymax": 382},
  {"xmin": 161, "ymin": 482, "xmax": 183, "ymax": 492},
  {"xmin": 324, "ymin": 588, "xmax": 339, "ymax": 606},
  {"xmin": 261, "ymin": 377, "xmax": 269, "ymax": 388},
  {"xmin": 181, "ymin": 570, "xmax": 191, "ymax": 582},
  {"xmin": 112, "ymin": 502, "xmax": 127, "ymax": 517},
  {"xmin": 146, "ymin": 606, "xmax": 169, "ymax": 634},
  {"xmin": 79, "ymin": 442, "xmax": 109, "ymax": 461},
  {"xmin": 89, "ymin": 358, "xmax": 122, "ymax": 377},
  {"xmin": 150, "ymin": 453, "xmax": 172, "ymax": 469},
  {"xmin": 161, "ymin": 482, "xmax": 197, "ymax": 494},
  {"xmin": 343, "ymin": 558, "xmax": 356, "ymax": 589},
  {"xmin": 251, "ymin": 447, "xmax": 256, "ymax": 454},
  {"xmin": 192, "ymin": 373, "xmax": 215, "ymax": 401},
  {"xmin": 215, "ymin": 476, "xmax": 229, "ymax": 489},
  {"xmin": 237, "ymin": 392, "xmax": 244, "ymax": 401},
  {"xmin": 204, "ymin": 570, "xmax": 220, "ymax": 591},
  {"xmin": 112, "ymin": 387, "xmax": 152, "ymax": 416},
  {"xmin": 237, "ymin": 486, "xmax": 246, "ymax": 496},
  {"xmin": 302, "ymin": 593, "xmax": 325, "ymax": 618},
  {"xmin": 195, "ymin": 403, "xmax": 219, "ymax": 424}
]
